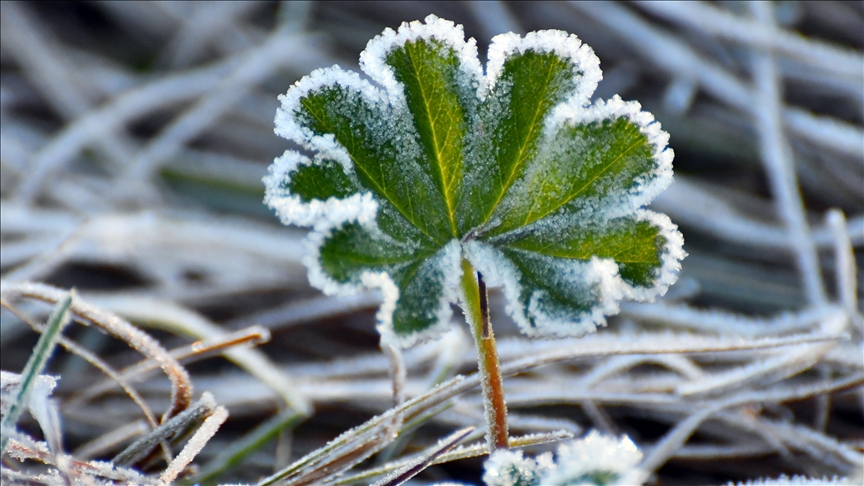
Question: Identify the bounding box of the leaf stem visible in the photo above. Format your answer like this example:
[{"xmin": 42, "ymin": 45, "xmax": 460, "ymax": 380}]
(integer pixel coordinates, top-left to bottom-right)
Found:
[{"xmin": 459, "ymin": 258, "xmax": 509, "ymax": 451}]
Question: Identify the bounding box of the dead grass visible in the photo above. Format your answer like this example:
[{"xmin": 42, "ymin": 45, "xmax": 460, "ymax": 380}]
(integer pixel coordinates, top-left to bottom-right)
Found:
[{"xmin": 1, "ymin": 2, "xmax": 862, "ymax": 484}]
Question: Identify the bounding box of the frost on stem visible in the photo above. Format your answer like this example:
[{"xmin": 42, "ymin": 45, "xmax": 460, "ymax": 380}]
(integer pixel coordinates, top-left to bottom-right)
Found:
[{"xmin": 264, "ymin": 14, "xmax": 683, "ymax": 346}]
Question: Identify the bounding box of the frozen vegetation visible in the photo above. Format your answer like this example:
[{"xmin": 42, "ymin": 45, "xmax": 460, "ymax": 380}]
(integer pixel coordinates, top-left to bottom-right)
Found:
[{"xmin": 0, "ymin": 2, "xmax": 862, "ymax": 485}]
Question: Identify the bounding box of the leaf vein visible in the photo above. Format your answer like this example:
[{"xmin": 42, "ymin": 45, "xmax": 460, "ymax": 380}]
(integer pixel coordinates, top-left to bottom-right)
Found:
[
  {"xmin": 484, "ymin": 59, "xmax": 561, "ymax": 225},
  {"xmin": 404, "ymin": 43, "xmax": 459, "ymax": 237},
  {"xmin": 302, "ymin": 98, "xmax": 443, "ymax": 245},
  {"xmin": 525, "ymin": 130, "xmax": 645, "ymax": 226}
]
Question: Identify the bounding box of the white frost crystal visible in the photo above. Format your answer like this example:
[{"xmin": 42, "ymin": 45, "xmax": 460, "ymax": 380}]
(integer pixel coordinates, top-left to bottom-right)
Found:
[
  {"xmin": 483, "ymin": 449, "xmax": 554, "ymax": 486},
  {"xmin": 542, "ymin": 431, "xmax": 645, "ymax": 485},
  {"xmin": 482, "ymin": 431, "xmax": 645, "ymax": 486},
  {"xmin": 265, "ymin": 14, "xmax": 684, "ymax": 346}
]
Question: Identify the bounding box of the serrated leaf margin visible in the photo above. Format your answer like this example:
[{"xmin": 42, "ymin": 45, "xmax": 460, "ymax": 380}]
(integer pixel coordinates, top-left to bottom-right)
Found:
[
  {"xmin": 465, "ymin": 209, "xmax": 684, "ymax": 338},
  {"xmin": 265, "ymin": 15, "xmax": 685, "ymax": 346},
  {"xmin": 360, "ymin": 14, "xmax": 484, "ymax": 102},
  {"xmin": 274, "ymin": 66, "xmax": 383, "ymax": 173},
  {"xmin": 303, "ymin": 222, "xmax": 464, "ymax": 348},
  {"xmin": 263, "ymin": 150, "xmax": 377, "ymax": 229},
  {"xmin": 545, "ymin": 95, "xmax": 676, "ymax": 219},
  {"xmin": 486, "ymin": 29, "xmax": 601, "ymax": 109}
]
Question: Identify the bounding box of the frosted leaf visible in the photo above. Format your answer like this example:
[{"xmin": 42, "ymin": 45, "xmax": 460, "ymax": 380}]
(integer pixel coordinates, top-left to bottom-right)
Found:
[
  {"xmin": 541, "ymin": 431, "xmax": 645, "ymax": 486},
  {"xmin": 483, "ymin": 449, "xmax": 553, "ymax": 486},
  {"xmin": 265, "ymin": 15, "xmax": 684, "ymax": 346},
  {"xmin": 263, "ymin": 151, "xmax": 377, "ymax": 230},
  {"xmin": 482, "ymin": 431, "xmax": 645, "ymax": 486}
]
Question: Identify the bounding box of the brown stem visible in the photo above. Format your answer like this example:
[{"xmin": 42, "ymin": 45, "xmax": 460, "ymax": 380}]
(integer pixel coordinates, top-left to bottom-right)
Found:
[{"xmin": 460, "ymin": 258, "xmax": 509, "ymax": 451}]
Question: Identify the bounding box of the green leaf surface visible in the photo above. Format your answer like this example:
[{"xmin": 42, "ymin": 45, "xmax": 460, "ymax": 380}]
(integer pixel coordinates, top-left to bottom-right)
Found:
[
  {"xmin": 265, "ymin": 15, "xmax": 684, "ymax": 345},
  {"xmin": 318, "ymin": 222, "xmax": 457, "ymax": 343},
  {"xmin": 490, "ymin": 116, "xmax": 656, "ymax": 236},
  {"xmin": 501, "ymin": 247, "xmax": 599, "ymax": 324},
  {"xmin": 462, "ymin": 49, "xmax": 580, "ymax": 232},
  {"xmin": 506, "ymin": 216, "xmax": 664, "ymax": 288},
  {"xmin": 385, "ymin": 38, "xmax": 473, "ymax": 237},
  {"xmin": 318, "ymin": 223, "xmax": 435, "ymax": 283},
  {"xmin": 295, "ymin": 81, "xmax": 452, "ymax": 243},
  {"xmin": 286, "ymin": 158, "xmax": 358, "ymax": 203}
]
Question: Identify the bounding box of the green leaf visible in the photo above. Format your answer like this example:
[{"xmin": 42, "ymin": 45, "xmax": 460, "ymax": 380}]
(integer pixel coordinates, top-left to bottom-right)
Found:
[
  {"xmin": 384, "ymin": 37, "xmax": 474, "ymax": 237},
  {"xmin": 316, "ymin": 222, "xmax": 460, "ymax": 346},
  {"xmin": 265, "ymin": 15, "xmax": 685, "ymax": 346},
  {"xmin": 505, "ymin": 216, "xmax": 664, "ymax": 289},
  {"xmin": 287, "ymin": 158, "xmax": 358, "ymax": 203},
  {"xmin": 461, "ymin": 48, "xmax": 581, "ymax": 233},
  {"xmin": 489, "ymin": 116, "xmax": 657, "ymax": 237},
  {"xmin": 296, "ymin": 82, "xmax": 452, "ymax": 243}
]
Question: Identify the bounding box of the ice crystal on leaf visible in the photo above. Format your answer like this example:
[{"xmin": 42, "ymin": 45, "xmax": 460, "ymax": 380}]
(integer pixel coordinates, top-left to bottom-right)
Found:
[
  {"xmin": 264, "ymin": 15, "xmax": 685, "ymax": 347},
  {"xmin": 482, "ymin": 431, "xmax": 645, "ymax": 486}
]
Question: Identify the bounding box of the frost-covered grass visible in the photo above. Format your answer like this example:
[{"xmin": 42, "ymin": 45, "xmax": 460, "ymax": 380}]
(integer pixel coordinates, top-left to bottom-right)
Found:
[{"xmin": 0, "ymin": 2, "xmax": 862, "ymax": 485}]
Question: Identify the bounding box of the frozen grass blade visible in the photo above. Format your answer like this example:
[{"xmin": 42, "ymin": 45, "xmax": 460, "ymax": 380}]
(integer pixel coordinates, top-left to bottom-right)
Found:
[
  {"xmin": 74, "ymin": 419, "xmax": 149, "ymax": 460},
  {"xmin": 257, "ymin": 377, "xmax": 468, "ymax": 486},
  {"xmin": 73, "ymin": 325, "xmax": 270, "ymax": 407},
  {"xmin": 0, "ymin": 291, "xmax": 72, "ymax": 454},
  {"xmin": 826, "ymin": 209, "xmax": 861, "ymax": 330},
  {"xmin": 631, "ymin": 1, "xmax": 864, "ymax": 80},
  {"xmin": 90, "ymin": 294, "xmax": 311, "ymax": 415},
  {"xmin": 639, "ymin": 374, "xmax": 864, "ymax": 475},
  {"xmin": 158, "ymin": 404, "xmax": 228, "ymax": 485},
  {"xmin": 1, "ymin": 281, "xmax": 194, "ymax": 423},
  {"xmin": 2, "ymin": 298, "xmax": 163, "ymax": 439},
  {"xmin": 371, "ymin": 426, "xmax": 474, "ymax": 486},
  {"xmin": 747, "ymin": 0, "xmax": 827, "ymax": 306},
  {"xmin": 113, "ymin": 392, "xmax": 217, "ymax": 466},
  {"xmin": 334, "ymin": 430, "xmax": 574, "ymax": 485}
]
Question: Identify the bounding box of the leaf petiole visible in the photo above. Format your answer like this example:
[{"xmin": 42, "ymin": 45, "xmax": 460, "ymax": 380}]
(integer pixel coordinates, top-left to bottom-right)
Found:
[{"xmin": 460, "ymin": 258, "xmax": 509, "ymax": 451}]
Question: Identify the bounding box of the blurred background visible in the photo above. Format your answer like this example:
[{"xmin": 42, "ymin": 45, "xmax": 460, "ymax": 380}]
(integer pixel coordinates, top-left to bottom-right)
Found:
[{"xmin": 1, "ymin": 2, "xmax": 862, "ymax": 485}]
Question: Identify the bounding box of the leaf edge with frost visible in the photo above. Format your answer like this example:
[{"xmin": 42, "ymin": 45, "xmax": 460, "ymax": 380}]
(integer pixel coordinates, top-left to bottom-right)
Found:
[{"xmin": 264, "ymin": 14, "xmax": 685, "ymax": 347}]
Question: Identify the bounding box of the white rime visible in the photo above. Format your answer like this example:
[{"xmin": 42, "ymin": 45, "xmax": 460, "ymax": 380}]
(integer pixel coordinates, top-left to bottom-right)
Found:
[
  {"xmin": 265, "ymin": 15, "xmax": 684, "ymax": 346},
  {"xmin": 482, "ymin": 430, "xmax": 646, "ymax": 486}
]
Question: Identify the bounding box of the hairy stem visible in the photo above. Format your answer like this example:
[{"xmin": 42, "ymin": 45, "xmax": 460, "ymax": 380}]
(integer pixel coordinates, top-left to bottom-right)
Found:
[{"xmin": 459, "ymin": 258, "xmax": 509, "ymax": 451}]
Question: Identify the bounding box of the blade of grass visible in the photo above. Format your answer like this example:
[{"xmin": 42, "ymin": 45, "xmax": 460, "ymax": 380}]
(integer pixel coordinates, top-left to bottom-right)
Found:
[
  {"xmin": 0, "ymin": 281, "xmax": 194, "ymax": 423},
  {"xmin": 371, "ymin": 426, "xmax": 474, "ymax": 486},
  {"xmin": 89, "ymin": 294, "xmax": 310, "ymax": 415},
  {"xmin": 191, "ymin": 409, "xmax": 305, "ymax": 484},
  {"xmin": 74, "ymin": 419, "xmax": 150, "ymax": 460},
  {"xmin": 158, "ymin": 405, "xmax": 228, "ymax": 485},
  {"xmin": 113, "ymin": 393, "xmax": 217, "ymax": 466},
  {"xmin": 256, "ymin": 377, "xmax": 467, "ymax": 486},
  {"xmin": 0, "ymin": 291, "xmax": 72, "ymax": 454},
  {"xmin": 1, "ymin": 298, "xmax": 163, "ymax": 441},
  {"xmin": 333, "ymin": 430, "xmax": 574, "ymax": 485},
  {"xmin": 72, "ymin": 325, "xmax": 270, "ymax": 406}
]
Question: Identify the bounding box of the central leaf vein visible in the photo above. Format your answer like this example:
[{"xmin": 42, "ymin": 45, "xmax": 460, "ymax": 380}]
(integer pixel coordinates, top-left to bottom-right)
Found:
[
  {"xmin": 404, "ymin": 44, "xmax": 459, "ymax": 237},
  {"xmin": 484, "ymin": 59, "xmax": 560, "ymax": 226},
  {"xmin": 302, "ymin": 99, "xmax": 443, "ymax": 245},
  {"xmin": 523, "ymin": 134, "xmax": 645, "ymax": 227}
]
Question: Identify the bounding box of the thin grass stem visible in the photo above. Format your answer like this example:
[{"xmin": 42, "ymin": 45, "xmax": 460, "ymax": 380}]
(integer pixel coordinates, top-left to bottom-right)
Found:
[{"xmin": 0, "ymin": 292, "xmax": 72, "ymax": 454}]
